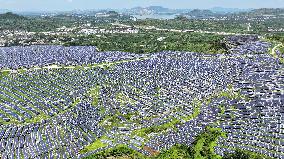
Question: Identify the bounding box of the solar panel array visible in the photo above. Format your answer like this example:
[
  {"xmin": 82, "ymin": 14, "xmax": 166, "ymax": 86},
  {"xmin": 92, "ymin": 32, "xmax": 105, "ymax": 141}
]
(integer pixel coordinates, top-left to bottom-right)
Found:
[
  {"xmin": 0, "ymin": 43, "xmax": 283, "ymax": 159},
  {"xmin": 0, "ymin": 45, "xmax": 143, "ymax": 69}
]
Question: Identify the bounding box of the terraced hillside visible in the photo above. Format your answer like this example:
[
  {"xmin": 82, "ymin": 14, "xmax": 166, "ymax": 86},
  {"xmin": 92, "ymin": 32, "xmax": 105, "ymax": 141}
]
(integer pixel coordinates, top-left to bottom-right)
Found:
[{"xmin": 0, "ymin": 42, "xmax": 283, "ymax": 159}]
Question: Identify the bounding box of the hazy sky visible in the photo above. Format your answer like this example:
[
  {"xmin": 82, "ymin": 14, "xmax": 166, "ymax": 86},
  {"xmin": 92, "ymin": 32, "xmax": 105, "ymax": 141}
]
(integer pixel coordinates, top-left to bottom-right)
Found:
[{"xmin": 0, "ymin": 0, "xmax": 284, "ymax": 11}]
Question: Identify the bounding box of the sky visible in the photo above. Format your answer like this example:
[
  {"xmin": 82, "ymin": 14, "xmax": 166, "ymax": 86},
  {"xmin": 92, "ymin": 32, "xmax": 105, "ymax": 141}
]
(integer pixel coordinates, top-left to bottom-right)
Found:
[{"xmin": 0, "ymin": 0, "xmax": 284, "ymax": 11}]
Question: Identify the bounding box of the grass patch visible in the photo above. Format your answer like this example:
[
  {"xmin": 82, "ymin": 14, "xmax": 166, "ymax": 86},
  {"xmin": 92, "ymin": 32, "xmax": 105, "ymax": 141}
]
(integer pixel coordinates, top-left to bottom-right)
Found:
[
  {"xmin": 131, "ymin": 97, "xmax": 203, "ymax": 140},
  {"xmin": 80, "ymin": 136, "xmax": 108, "ymax": 154},
  {"xmin": 89, "ymin": 85, "xmax": 101, "ymax": 106},
  {"xmin": 0, "ymin": 71, "xmax": 10, "ymax": 79},
  {"xmin": 155, "ymin": 144, "xmax": 191, "ymax": 159},
  {"xmin": 131, "ymin": 118, "xmax": 182, "ymax": 140},
  {"xmin": 218, "ymin": 105, "xmax": 225, "ymax": 115},
  {"xmin": 24, "ymin": 113, "xmax": 49, "ymax": 124},
  {"xmin": 116, "ymin": 92, "xmax": 137, "ymax": 106},
  {"xmin": 83, "ymin": 144, "xmax": 147, "ymax": 159},
  {"xmin": 217, "ymin": 85, "xmax": 244, "ymax": 100},
  {"xmin": 99, "ymin": 113, "xmax": 129, "ymax": 130},
  {"xmin": 182, "ymin": 98, "xmax": 202, "ymax": 121}
]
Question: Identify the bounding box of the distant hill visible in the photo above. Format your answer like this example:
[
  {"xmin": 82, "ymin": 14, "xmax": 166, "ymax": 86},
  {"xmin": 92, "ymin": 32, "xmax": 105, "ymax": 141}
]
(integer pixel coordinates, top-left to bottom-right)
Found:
[
  {"xmin": 230, "ymin": 8, "xmax": 284, "ymax": 18},
  {"xmin": 187, "ymin": 9, "xmax": 216, "ymax": 17},
  {"xmin": 0, "ymin": 9, "xmax": 10, "ymax": 14},
  {"xmin": 180, "ymin": 8, "xmax": 284, "ymax": 19},
  {"xmin": 126, "ymin": 6, "xmax": 171, "ymax": 15},
  {"xmin": 0, "ymin": 12, "xmax": 27, "ymax": 20},
  {"xmin": 179, "ymin": 9, "xmax": 223, "ymax": 19},
  {"xmin": 249, "ymin": 8, "xmax": 284, "ymax": 15},
  {"xmin": 123, "ymin": 6, "xmax": 256, "ymax": 16},
  {"xmin": 210, "ymin": 7, "xmax": 252, "ymax": 14},
  {"xmin": 146, "ymin": 6, "xmax": 170, "ymax": 13},
  {"xmin": 125, "ymin": 6, "xmax": 191, "ymax": 15},
  {"xmin": 1, "ymin": 7, "xmax": 283, "ymax": 19}
]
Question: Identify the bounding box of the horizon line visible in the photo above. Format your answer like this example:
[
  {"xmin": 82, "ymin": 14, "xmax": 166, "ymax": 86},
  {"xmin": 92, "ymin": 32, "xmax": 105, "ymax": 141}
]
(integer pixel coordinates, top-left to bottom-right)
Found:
[{"xmin": 1, "ymin": 6, "xmax": 282, "ymax": 13}]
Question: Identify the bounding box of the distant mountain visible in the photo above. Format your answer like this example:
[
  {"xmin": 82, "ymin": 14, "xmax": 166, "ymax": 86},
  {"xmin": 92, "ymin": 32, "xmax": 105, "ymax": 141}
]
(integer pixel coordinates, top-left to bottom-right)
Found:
[
  {"xmin": 188, "ymin": 9, "xmax": 216, "ymax": 16},
  {"xmin": 210, "ymin": 7, "xmax": 252, "ymax": 14},
  {"xmin": 0, "ymin": 12, "xmax": 27, "ymax": 20},
  {"xmin": 117, "ymin": 6, "xmax": 284, "ymax": 19},
  {"xmin": 181, "ymin": 8, "xmax": 284, "ymax": 19},
  {"xmin": 124, "ymin": 6, "xmax": 191, "ymax": 15},
  {"xmin": 146, "ymin": 6, "xmax": 170, "ymax": 12},
  {"xmin": 229, "ymin": 8, "xmax": 284, "ymax": 18},
  {"xmin": 249, "ymin": 8, "xmax": 284, "ymax": 15},
  {"xmin": 180, "ymin": 9, "xmax": 221, "ymax": 19},
  {"xmin": 126, "ymin": 6, "xmax": 171, "ymax": 15},
  {"xmin": 123, "ymin": 6, "xmax": 254, "ymax": 16},
  {"xmin": 0, "ymin": 9, "xmax": 11, "ymax": 14},
  {"xmin": 1, "ymin": 7, "xmax": 283, "ymax": 19}
]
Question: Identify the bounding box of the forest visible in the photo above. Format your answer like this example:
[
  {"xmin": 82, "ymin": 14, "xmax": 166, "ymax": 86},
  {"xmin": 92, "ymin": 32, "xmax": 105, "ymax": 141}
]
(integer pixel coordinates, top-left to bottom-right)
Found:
[{"xmin": 83, "ymin": 127, "xmax": 273, "ymax": 159}]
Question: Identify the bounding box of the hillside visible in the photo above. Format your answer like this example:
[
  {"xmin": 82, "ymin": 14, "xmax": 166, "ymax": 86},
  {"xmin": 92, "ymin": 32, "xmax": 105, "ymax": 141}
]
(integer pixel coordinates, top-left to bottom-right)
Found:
[{"xmin": 0, "ymin": 12, "xmax": 27, "ymax": 20}]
